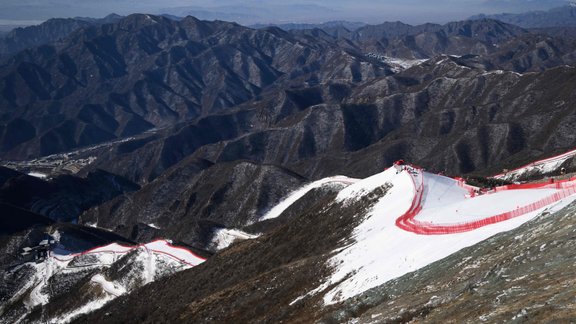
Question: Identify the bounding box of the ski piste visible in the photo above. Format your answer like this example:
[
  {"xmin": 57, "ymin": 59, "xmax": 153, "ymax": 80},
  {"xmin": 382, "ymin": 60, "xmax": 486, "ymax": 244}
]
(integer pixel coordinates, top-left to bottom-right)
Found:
[
  {"xmin": 395, "ymin": 163, "xmax": 576, "ymax": 234},
  {"xmin": 50, "ymin": 239, "xmax": 206, "ymax": 267},
  {"xmin": 318, "ymin": 159, "xmax": 576, "ymax": 304}
]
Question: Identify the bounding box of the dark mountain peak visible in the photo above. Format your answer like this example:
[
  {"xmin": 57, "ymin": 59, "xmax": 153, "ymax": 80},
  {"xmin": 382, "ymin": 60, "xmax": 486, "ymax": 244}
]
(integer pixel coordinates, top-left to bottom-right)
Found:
[
  {"xmin": 0, "ymin": 18, "xmax": 92, "ymax": 58},
  {"xmin": 440, "ymin": 18, "xmax": 528, "ymax": 42},
  {"xmin": 116, "ymin": 13, "xmax": 173, "ymax": 30},
  {"xmin": 101, "ymin": 13, "xmax": 124, "ymax": 23},
  {"xmin": 0, "ymin": 15, "xmax": 127, "ymax": 59},
  {"xmin": 352, "ymin": 21, "xmax": 440, "ymax": 41}
]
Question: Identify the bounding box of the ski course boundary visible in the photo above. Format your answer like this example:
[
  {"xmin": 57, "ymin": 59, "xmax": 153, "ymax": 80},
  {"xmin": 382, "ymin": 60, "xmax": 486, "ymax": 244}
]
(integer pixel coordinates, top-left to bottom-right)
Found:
[
  {"xmin": 492, "ymin": 147, "xmax": 576, "ymax": 178},
  {"xmin": 51, "ymin": 239, "xmax": 206, "ymax": 267},
  {"xmin": 395, "ymin": 165, "xmax": 576, "ymax": 235}
]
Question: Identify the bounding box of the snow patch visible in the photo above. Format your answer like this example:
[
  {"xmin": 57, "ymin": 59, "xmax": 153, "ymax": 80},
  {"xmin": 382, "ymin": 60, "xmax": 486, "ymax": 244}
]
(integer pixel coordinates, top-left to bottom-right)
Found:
[
  {"xmin": 7, "ymin": 239, "xmax": 205, "ymax": 323},
  {"xmin": 211, "ymin": 228, "xmax": 259, "ymax": 251},
  {"xmin": 260, "ymin": 175, "xmax": 358, "ymax": 221},
  {"xmin": 27, "ymin": 172, "xmax": 47, "ymax": 179},
  {"xmin": 91, "ymin": 274, "xmax": 126, "ymax": 297},
  {"xmin": 50, "ymin": 295, "xmax": 115, "ymax": 324},
  {"xmin": 365, "ymin": 53, "xmax": 427, "ymax": 73}
]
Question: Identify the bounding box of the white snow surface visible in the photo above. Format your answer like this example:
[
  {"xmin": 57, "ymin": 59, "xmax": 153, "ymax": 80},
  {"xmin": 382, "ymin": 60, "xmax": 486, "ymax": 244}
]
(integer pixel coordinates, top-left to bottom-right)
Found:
[
  {"xmin": 91, "ymin": 274, "xmax": 126, "ymax": 297},
  {"xmin": 50, "ymin": 295, "xmax": 115, "ymax": 324},
  {"xmin": 6, "ymin": 239, "xmax": 205, "ymax": 323},
  {"xmin": 383, "ymin": 57, "xmax": 428, "ymax": 72},
  {"xmin": 314, "ymin": 167, "xmax": 576, "ymax": 304},
  {"xmin": 211, "ymin": 228, "xmax": 259, "ymax": 251},
  {"xmin": 52, "ymin": 240, "xmax": 205, "ymax": 266},
  {"xmin": 493, "ymin": 148, "xmax": 576, "ymax": 181},
  {"xmin": 415, "ymin": 173, "xmax": 559, "ymax": 224},
  {"xmin": 27, "ymin": 172, "xmax": 47, "ymax": 179},
  {"xmin": 260, "ymin": 175, "xmax": 358, "ymax": 221}
]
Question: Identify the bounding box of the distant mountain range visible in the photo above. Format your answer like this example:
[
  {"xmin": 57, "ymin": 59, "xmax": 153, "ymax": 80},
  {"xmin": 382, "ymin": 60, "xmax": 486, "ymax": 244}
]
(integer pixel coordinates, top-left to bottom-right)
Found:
[
  {"xmin": 471, "ymin": 4, "xmax": 576, "ymax": 28},
  {"xmin": 0, "ymin": 14, "xmax": 123, "ymax": 59}
]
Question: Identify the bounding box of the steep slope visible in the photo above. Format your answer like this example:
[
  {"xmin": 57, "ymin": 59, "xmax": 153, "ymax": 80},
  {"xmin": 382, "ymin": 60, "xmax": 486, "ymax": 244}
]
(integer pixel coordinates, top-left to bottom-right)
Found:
[
  {"xmin": 0, "ymin": 168, "xmax": 139, "ymax": 222},
  {"xmin": 0, "ymin": 14, "xmax": 388, "ymax": 159},
  {"xmin": 0, "ymin": 236, "xmax": 204, "ymax": 324},
  {"xmin": 327, "ymin": 201, "xmax": 576, "ymax": 323},
  {"xmin": 79, "ymin": 159, "xmax": 307, "ymax": 247},
  {"xmin": 75, "ymin": 163, "xmax": 576, "ymax": 323}
]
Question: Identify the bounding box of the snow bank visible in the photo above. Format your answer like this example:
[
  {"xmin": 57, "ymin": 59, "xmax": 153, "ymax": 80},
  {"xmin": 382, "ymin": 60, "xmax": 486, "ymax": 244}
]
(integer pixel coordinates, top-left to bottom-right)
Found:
[
  {"xmin": 52, "ymin": 239, "xmax": 205, "ymax": 267},
  {"xmin": 9, "ymin": 238, "xmax": 206, "ymax": 323},
  {"xmin": 260, "ymin": 175, "xmax": 358, "ymax": 221},
  {"xmin": 27, "ymin": 172, "xmax": 47, "ymax": 179},
  {"xmin": 91, "ymin": 274, "xmax": 126, "ymax": 297},
  {"xmin": 143, "ymin": 240, "xmax": 205, "ymax": 266},
  {"xmin": 211, "ymin": 228, "xmax": 259, "ymax": 251}
]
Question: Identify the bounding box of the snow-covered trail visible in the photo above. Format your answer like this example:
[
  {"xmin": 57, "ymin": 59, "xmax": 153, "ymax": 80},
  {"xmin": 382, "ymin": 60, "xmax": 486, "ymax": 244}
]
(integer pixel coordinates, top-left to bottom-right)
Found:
[
  {"xmin": 260, "ymin": 175, "xmax": 359, "ymax": 221},
  {"xmin": 317, "ymin": 166, "xmax": 576, "ymax": 304},
  {"xmin": 492, "ymin": 147, "xmax": 576, "ymax": 181},
  {"xmin": 9, "ymin": 239, "xmax": 207, "ymax": 323},
  {"xmin": 52, "ymin": 240, "xmax": 206, "ymax": 267},
  {"xmin": 397, "ymin": 166, "xmax": 576, "ymax": 235}
]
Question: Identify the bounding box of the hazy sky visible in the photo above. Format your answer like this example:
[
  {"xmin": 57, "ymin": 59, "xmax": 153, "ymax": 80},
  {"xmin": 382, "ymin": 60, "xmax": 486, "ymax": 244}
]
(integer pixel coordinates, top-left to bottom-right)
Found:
[{"xmin": 0, "ymin": 0, "xmax": 571, "ymax": 25}]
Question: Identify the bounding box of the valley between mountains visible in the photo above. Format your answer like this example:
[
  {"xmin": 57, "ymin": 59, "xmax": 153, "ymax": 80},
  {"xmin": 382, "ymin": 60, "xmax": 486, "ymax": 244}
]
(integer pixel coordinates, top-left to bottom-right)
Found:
[{"xmin": 2, "ymin": 9, "xmax": 576, "ymax": 323}]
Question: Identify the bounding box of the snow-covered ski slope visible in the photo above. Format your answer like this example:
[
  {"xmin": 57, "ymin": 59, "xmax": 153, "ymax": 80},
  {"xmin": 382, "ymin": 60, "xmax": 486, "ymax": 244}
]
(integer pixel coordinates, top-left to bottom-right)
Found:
[
  {"xmin": 260, "ymin": 175, "xmax": 359, "ymax": 221},
  {"xmin": 52, "ymin": 239, "xmax": 206, "ymax": 266},
  {"xmin": 492, "ymin": 148, "xmax": 576, "ymax": 181},
  {"xmin": 285, "ymin": 164, "xmax": 576, "ymax": 304},
  {"xmin": 5, "ymin": 239, "xmax": 205, "ymax": 324}
]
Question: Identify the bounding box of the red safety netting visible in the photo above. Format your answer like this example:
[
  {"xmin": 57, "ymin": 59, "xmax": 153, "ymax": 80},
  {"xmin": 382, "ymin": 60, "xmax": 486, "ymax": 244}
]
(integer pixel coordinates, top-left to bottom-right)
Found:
[
  {"xmin": 51, "ymin": 239, "xmax": 206, "ymax": 266},
  {"xmin": 396, "ymin": 165, "xmax": 576, "ymax": 235},
  {"xmin": 491, "ymin": 147, "xmax": 576, "ymax": 178}
]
